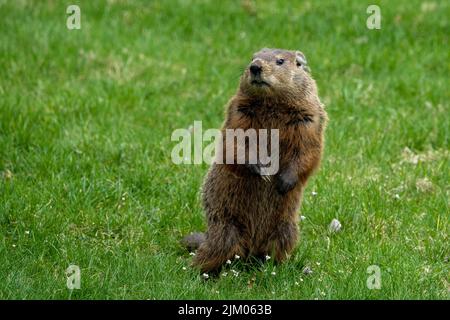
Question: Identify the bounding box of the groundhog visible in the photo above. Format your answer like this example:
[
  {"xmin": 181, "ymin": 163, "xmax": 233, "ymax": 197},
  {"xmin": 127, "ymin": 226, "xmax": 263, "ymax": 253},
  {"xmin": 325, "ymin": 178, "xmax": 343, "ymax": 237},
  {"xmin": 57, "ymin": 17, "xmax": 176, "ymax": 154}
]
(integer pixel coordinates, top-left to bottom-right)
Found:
[{"xmin": 182, "ymin": 48, "xmax": 327, "ymax": 273}]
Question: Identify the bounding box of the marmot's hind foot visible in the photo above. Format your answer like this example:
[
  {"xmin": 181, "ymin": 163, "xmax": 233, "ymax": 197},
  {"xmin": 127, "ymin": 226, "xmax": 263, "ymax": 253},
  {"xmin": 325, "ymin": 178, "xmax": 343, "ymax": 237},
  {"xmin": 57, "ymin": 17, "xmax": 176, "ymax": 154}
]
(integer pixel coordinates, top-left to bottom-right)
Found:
[{"xmin": 192, "ymin": 224, "xmax": 244, "ymax": 273}]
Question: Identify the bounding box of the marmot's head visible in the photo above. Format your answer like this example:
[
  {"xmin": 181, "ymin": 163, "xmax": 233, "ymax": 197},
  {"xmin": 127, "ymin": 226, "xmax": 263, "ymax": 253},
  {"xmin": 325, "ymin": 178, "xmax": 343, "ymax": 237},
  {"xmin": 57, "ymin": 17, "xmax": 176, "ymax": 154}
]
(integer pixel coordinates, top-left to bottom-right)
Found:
[{"xmin": 240, "ymin": 48, "xmax": 314, "ymax": 99}]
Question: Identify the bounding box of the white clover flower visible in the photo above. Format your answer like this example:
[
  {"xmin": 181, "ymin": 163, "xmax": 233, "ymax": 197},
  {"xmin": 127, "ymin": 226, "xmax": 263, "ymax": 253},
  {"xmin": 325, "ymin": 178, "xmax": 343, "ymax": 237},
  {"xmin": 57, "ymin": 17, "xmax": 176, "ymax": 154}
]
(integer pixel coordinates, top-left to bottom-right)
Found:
[
  {"xmin": 265, "ymin": 255, "xmax": 271, "ymax": 261},
  {"xmin": 189, "ymin": 252, "xmax": 196, "ymax": 256},
  {"xmin": 25, "ymin": 231, "xmax": 30, "ymax": 235},
  {"xmin": 300, "ymin": 215, "xmax": 306, "ymax": 221},
  {"xmin": 271, "ymin": 271, "xmax": 276, "ymax": 276},
  {"xmin": 295, "ymin": 282, "xmax": 299, "ymax": 286},
  {"xmin": 234, "ymin": 254, "xmax": 240, "ymax": 260},
  {"xmin": 416, "ymin": 178, "xmax": 434, "ymax": 193},
  {"xmin": 202, "ymin": 273, "xmax": 209, "ymax": 279},
  {"xmin": 221, "ymin": 272, "xmax": 228, "ymax": 277},
  {"xmin": 182, "ymin": 267, "xmax": 187, "ymax": 271},
  {"xmin": 329, "ymin": 219, "xmax": 342, "ymax": 233},
  {"xmin": 312, "ymin": 191, "xmax": 318, "ymax": 196},
  {"xmin": 226, "ymin": 259, "xmax": 232, "ymax": 264},
  {"xmin": 303, "ymin": 266, "xmax": 313, "ymax": 275}
]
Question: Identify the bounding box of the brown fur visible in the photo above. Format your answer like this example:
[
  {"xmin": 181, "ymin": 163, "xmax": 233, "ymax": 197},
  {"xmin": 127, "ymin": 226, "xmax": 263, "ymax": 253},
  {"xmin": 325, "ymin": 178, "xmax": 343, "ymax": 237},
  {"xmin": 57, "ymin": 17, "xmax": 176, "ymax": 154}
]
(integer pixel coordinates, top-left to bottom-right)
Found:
[{"xmin": 183, "ymin": 48, "xmax": 328, "ymax": 273}]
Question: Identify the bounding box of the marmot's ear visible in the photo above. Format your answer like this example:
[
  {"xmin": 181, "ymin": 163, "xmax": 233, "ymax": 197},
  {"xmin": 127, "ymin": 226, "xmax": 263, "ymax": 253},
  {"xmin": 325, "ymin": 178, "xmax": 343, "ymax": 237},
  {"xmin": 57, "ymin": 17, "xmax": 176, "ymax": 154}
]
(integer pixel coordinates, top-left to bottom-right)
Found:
[{"xmin": 295, "ymin": 51, "xmax": 310, "ymax": 73}]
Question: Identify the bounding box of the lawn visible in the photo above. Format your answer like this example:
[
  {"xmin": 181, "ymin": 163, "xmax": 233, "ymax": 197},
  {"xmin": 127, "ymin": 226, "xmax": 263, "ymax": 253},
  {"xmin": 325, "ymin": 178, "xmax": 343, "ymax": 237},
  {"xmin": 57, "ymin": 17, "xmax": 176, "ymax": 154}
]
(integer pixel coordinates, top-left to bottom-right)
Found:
[{"xmin": 0, "ymin": 0, "xmax": 448, "ymax": 299}]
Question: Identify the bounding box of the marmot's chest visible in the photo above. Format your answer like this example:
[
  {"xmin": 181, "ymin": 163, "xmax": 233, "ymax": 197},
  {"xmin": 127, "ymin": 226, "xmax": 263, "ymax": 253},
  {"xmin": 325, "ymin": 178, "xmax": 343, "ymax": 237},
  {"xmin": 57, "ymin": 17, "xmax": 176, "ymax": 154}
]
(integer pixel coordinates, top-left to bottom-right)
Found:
[{"xmin": 237, "ymin": 105, "xmax": 314, "ymax": 129}]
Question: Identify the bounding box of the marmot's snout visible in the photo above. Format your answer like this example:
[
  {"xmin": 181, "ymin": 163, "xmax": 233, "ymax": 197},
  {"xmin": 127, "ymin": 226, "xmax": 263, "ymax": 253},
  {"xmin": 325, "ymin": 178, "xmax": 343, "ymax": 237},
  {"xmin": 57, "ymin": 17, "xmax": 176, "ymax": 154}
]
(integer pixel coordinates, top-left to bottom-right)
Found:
[
  {"xmin": 249, "ymin": 59, "xmax": 270, "ymax": 87},
  {"xmin": 249, "ymin": 61, "xmax": 262, "ymax": 76}
]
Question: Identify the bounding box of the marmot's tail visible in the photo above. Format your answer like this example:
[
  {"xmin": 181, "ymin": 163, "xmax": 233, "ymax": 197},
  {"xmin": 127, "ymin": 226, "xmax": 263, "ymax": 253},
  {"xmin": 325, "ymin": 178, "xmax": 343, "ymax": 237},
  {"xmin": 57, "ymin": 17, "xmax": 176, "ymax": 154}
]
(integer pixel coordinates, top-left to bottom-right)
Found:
[{"xmin": 181, "ymin": 232, "xmax": 206, "ymax": 252}]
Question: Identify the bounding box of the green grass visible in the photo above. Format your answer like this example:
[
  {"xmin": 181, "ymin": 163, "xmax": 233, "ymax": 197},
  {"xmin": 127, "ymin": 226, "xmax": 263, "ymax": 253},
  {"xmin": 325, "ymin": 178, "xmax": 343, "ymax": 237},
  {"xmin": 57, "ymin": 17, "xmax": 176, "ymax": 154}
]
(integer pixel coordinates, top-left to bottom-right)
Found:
[{"xmin": 0, "ymin": 0, "xmax": 449, "ymax": 299}]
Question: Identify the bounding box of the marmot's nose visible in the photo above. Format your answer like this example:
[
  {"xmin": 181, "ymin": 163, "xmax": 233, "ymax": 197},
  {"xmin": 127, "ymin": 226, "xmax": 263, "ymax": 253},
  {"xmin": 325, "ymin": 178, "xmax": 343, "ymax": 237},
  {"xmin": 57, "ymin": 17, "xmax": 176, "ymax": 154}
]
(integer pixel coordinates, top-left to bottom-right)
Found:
[{"xmin": 250, "ymin": 63, "xmax": 262, "ymax": 76}]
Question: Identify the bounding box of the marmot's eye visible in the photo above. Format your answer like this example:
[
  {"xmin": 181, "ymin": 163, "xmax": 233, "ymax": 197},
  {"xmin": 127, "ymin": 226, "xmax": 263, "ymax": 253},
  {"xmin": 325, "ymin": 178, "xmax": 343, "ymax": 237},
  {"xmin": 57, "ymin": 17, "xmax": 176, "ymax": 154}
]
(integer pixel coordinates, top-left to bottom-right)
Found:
[
  {"xmin": 296, "ymin": 61, "xmax": 302, "ymax": 67},
  {"xmin": 276, "ymin": 58, "xmax": 284, "ymax": 65}
]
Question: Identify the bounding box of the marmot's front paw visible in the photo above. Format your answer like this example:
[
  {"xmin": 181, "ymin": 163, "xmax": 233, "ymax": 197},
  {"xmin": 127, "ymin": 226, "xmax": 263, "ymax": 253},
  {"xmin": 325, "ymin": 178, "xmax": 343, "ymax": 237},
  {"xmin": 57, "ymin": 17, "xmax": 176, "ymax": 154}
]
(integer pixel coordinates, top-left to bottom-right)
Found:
[
  {"xmin": 275, "ymin": 170, "xmax": 298, "ymax": 195},
  {"xmin": 245, "ymin": 163, "xmax": 261, "ymax": 176}
]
